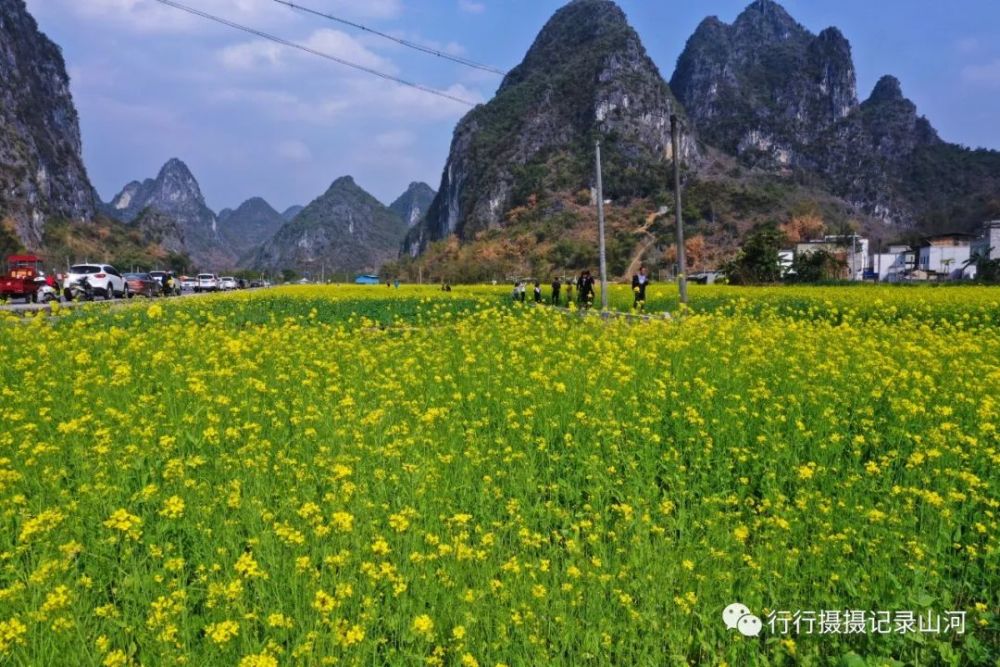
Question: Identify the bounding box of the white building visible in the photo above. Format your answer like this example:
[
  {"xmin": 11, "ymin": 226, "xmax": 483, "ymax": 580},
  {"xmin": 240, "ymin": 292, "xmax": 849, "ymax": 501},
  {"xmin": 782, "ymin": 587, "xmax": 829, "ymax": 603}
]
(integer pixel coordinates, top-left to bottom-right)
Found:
[
  {"xmin": 872, "ymin": 244, "xmax": 915, "ymax": 282},
  {"xmin": 916, "ymin": 233, "xmax": 976, "ymax": 279}
]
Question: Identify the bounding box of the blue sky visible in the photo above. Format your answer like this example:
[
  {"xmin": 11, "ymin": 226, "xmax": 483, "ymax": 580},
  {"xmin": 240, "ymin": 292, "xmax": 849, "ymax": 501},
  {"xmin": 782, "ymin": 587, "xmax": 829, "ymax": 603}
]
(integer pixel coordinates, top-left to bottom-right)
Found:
[{"xmin": 23, "ymin": 0, "xmax": 1000, "ymax": 213}]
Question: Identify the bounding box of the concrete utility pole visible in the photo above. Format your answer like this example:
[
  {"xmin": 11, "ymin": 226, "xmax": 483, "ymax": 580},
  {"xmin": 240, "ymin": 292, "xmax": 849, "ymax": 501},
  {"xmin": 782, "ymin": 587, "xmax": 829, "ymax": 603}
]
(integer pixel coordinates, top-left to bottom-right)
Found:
[
  {"xmin": 595, "ymin": 140, "xmax": 609, "ymax": 311},
  {"xmin": 671, "ymin": 114, "xmax": 688, "ymax": 306},
  {"xmin": 854, "ymin": 234, "xmax": 858, "ymax": 280}
]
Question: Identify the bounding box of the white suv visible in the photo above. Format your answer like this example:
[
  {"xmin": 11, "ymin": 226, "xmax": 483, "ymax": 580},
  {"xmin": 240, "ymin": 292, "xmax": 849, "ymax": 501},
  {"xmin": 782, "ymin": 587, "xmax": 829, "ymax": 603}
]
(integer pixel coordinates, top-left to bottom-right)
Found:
[
  {"xmin": 220, "ymin": 276, "xmax": 238, "ymax": 290},
  {"xmin": 195, "ymin": 273, "xmax": 220, "ymax": 292},
  {"xmin": 65, "ymin": 264, "xmax": 127, "ymax": 299}
]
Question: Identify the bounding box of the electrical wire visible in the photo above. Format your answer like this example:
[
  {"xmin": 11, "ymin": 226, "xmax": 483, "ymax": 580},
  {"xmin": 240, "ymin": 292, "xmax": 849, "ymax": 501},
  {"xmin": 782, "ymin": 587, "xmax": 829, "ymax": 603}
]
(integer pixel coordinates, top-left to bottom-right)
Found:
[
  {"xmin": 271, "ymin": 0, "xmax": 507, "ymax": 76},
  {"xmin": 150, "ymin": 0, "xmax": 477, "ymax": 107}
]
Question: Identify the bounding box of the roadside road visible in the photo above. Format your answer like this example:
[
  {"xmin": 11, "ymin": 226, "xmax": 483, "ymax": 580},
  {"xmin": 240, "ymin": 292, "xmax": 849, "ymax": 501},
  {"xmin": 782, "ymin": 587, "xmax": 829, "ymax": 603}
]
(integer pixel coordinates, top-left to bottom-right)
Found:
[{"xmin": 0, "ymin": 289, "xmax": 215, "ymax": 314}]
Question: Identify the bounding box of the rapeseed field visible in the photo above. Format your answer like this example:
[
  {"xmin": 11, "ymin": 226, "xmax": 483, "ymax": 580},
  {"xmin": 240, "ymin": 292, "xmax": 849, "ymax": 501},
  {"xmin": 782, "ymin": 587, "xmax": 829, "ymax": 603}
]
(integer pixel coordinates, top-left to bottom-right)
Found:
[{"xmin": 0, "ymin": 285, "xmax": 997, "ymax": 665}]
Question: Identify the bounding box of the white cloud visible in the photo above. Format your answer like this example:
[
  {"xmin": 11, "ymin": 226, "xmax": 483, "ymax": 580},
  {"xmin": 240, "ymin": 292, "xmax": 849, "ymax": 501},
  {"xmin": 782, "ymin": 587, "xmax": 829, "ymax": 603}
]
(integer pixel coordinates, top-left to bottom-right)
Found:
[
  {"xmin": 30, "ymin": 0, "xmax": 402, "ymax": 33},
  {"xmin": 219, "ymin": 41, "xmax": 285, "ymax": 71},
  {"xmin": 82, "ymin": 94, "xmax": 182, "ymax": 132},
  {"xmin": 301, "ymin": 29, "xmax": 398, "ymax": 72},
  {"xmin": 210, "ymin": 88, "xmax": 351, "ymax": 124},
  {"xmin": 372, "ymin": 30, "xmax": 468, "ymax": 58},
  {"xmin": 219, "ymin": 29, "xmax": 394, "ymax": 73},
  {"xmin": 458, "ymin": 0, "xmax": 486, "ymax": 14},
  {"xmin": 375, "ymin": 130, "xmax": 416, "ymax": 149},
  {"xmin": 276, "ymin": 140, "xmax": 312, "ymax": 163},
  {"xmin": 328, "ymin": 0, "xmax": 403, "ymax": 20},
  {"xmin": 212, "ymin": 76, "xmax": 481, "ymax": 127},
  {"xmin": 956, "ymin": 37, "xmax": 981, "ymax": 55},
  {"xmin": 962, "ymin": 59, "xmax": 1000, "ymax": 86},
  {"xmin": 337, "ymin": 78, "xmax": 483, "ymax": 122},
  {"xmin": 39, "ymin": 0, "xmax": 291, "ymax": 34}
]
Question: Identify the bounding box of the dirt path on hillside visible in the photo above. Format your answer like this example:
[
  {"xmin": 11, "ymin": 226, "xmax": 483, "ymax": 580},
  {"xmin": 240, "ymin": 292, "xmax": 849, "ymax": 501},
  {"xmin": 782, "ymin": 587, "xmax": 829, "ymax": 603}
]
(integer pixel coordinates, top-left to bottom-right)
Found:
[{"xmin": 621, "ymin": 211, "xmax": 660, "ymax": 279}]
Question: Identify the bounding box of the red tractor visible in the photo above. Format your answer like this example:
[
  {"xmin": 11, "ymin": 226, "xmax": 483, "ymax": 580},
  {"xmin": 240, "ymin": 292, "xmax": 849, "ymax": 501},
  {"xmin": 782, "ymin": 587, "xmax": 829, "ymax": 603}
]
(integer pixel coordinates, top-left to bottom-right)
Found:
[{"xmin": 0, "ymin": 255, "xmax": 52, "ymax": 303}]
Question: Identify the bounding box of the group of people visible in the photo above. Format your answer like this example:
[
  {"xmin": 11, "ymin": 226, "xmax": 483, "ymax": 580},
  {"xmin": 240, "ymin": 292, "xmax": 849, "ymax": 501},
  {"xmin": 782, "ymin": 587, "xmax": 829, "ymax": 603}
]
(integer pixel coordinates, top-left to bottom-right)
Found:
[{"xmin": 513, "ymin": 265, "xmax": 651, "ymax": 311}]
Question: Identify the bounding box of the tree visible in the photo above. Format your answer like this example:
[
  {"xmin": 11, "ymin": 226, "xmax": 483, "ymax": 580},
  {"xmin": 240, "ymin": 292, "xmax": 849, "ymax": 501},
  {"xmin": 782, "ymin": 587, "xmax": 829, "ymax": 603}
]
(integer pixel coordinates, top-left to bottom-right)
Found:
[
  {"xmin": 967, "ymin": 249, "xmax": 1000, "ymax": 283},
  {"xmin": 722, "ymin": 222, "xmax": 785, "ymax": 284},
  {"xmin": 780, "ymin": 213, "xmax": 825, "ymax": 244},
  {"xmin": 0, "ymin": 221, "xmax": 23, "ymax": 257},
  {"xmin": 788, "ymin": 249, "xmax": 846, "ymax": 282}
]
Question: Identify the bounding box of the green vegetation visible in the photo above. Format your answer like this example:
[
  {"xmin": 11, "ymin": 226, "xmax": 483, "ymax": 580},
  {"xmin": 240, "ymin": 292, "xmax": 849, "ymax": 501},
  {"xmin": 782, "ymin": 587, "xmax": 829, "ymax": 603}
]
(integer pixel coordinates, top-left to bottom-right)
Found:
[
  {"xmin": 39, "ymin": 216, "xmax": 193, "ymax": 272},
  {"xmin": 0, "ymin": 285, "xmax": 997, "ymax": 666},
  {"xmin": 721, "ymin": 221, "xmax": 785, "ymax": 284}
]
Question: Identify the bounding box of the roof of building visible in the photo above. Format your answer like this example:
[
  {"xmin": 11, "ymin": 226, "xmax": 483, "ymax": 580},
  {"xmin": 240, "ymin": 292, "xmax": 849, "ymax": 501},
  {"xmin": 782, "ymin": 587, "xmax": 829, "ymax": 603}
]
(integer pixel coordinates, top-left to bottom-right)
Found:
[{"xmin": 919, "ymin": 232, "xmax": 978, "ymax": 245}]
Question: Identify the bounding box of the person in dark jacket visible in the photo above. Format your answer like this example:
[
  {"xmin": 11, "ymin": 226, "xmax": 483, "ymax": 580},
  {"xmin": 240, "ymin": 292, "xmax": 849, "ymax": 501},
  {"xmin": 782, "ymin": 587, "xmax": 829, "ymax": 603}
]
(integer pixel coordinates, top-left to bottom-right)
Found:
[
  {"xmin": 533, "ymin": 281, "xmax": 542, "ymax": 303},
  {"xmin": 631, "ymin": 265, "xmax": 650, "ymax": 311},
  {"xmin": 577, "ymin": 270, "xmax": 595, "ymax": 308},
  {"xmin": 551, "ymin": 277, "xmax": 562, "ymax": 306}
]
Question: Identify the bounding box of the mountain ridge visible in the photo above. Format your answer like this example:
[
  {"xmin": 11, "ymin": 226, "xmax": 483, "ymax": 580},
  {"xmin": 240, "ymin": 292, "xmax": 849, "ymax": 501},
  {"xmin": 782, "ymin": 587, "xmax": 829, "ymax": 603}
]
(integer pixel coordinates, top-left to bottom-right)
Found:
[
  {"xmin": 216, "ymin": 196, "xmax": 286, "ymax": 259},
  {"xmin": 0, "ymin": 0, "xmax": 96, "ymax": 247},
  {"xmin": 389, "ymin": 182, "xmax": 436, "ymax": 229},
  {"xmin": 406, "ymin": 0, "xmax": 695, "ymax": 258},
  {"xmin": 105, "ymin": 158, "xmax": 232, "ymax": 267},
  {"xmin": 249, "ymin": 176, "xmax": 408, "ymax": 276}
]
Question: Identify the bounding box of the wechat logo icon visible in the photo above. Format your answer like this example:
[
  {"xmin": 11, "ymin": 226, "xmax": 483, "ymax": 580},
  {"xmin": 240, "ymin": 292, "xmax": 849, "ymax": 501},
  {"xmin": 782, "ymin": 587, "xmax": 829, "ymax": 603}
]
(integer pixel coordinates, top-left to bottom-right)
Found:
[{"xmin": 723, "ymin": 602, "xmax": 762, "ymax": 637}]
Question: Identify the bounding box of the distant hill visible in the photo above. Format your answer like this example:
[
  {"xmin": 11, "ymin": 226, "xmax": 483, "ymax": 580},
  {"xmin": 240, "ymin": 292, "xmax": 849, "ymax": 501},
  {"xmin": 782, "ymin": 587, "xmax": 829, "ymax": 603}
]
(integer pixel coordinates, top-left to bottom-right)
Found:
[
  {"xmin": 671, "ymin": 0, "xmax": 1000, "ymax": 230},
  {"xmin": 400, "ymin": 0, "xmax": 1000, "ymax": 280},
  {"xmin": 217, "ymin": 197, "xmax": 286, "ymax": 258},
  {"xmin": 405, "ymin": 0, "xmax": 693, "ymax": 259},
  {"xmin": 248, "ymin": 176, "xmax": 408, "ymax": 276},
  {"xmin": 105, "ymin": 158, "xmax": 229, "ymax": 268},
  {"xmin": 389, "ymin": 182, "xmax": 436, "ymax": 228},
  {"xmin": 281, "ymin": 205, "xmax": 304, "ymax": 222}
]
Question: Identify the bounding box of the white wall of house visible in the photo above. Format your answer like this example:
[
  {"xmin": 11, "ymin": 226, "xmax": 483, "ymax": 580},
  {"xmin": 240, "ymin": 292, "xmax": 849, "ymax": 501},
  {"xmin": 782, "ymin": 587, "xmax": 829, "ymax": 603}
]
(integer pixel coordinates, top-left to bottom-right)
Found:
[
  {"xmin": 917, "ymin": 245, "xmax": 971, "ymax": 278},
  {"xmin": 873, "ymin": 252, "xmax": 910, "ymax": 281}
]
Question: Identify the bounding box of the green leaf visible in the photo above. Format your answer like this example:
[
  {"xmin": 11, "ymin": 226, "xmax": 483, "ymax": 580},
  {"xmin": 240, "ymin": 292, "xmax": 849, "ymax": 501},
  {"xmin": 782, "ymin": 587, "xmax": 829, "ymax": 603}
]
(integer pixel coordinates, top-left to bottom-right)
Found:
[{"xmin": 838, "ymin": 652, "xmax": 868, "ymax": 667}]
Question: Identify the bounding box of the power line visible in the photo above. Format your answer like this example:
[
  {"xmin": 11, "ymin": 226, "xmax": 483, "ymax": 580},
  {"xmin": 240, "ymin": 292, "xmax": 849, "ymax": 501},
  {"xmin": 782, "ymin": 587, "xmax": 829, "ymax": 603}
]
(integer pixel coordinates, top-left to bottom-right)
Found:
[
  {"xmin": 273, "ymin": 0, "xmax": 508, "ymax": 76},
  {"xmin": 150, "ymin": 0, "xmax": 477, "ymax": 107}
]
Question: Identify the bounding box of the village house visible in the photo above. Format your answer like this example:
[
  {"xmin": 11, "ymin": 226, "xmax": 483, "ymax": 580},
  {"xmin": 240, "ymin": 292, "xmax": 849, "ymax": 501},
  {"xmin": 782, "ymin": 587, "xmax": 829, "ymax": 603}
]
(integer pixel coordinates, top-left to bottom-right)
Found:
[
  {"xmin": 872, "ymin": 244, "xmax": 915, "ymax": 282},
  {"xmin": 916, "ymin": 233, "xmax": 976, "ymax": 279}
]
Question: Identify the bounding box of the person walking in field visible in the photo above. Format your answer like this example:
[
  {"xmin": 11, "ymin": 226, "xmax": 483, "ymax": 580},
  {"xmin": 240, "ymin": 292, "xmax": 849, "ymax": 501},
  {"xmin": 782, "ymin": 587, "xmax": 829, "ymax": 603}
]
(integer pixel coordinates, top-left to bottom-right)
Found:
[
  {"xmin": 577, "ymin": 270, "xmax": 595, "ymax": 308},
  {"xmin": 533, "ymin": 281, "xmax": 542, "ymax": 303},
  {"xmin": 551, "ymin": 277, "xmax": 562, "ymax": 306},
  {"xmin": 632, "ymin": 265, "xmax": 650, "ymax": 312},
  {"xmin": 565, "ymin": 279, "xmax": 574, "ymax": 304}
]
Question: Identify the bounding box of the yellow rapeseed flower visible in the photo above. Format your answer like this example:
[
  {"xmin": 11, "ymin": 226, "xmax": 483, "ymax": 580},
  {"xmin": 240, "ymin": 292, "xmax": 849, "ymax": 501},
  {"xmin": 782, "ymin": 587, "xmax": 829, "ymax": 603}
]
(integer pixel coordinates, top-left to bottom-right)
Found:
[{"xmin": 205, "ymin": 620, "xmax": 239, "ymax": 645}]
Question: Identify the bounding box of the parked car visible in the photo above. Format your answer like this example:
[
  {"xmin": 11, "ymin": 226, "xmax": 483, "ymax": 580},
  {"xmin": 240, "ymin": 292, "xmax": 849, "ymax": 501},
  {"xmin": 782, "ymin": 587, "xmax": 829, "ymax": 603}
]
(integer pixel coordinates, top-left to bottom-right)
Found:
[
  {"xmin": 220, "ymin": 276, "xmax": 238, "ymax": 290},
  {"xmin": 195, "ymin": 273, "xmax": 220, "ymax": 293},
  {"xmin": 123, "ymin": 272, "xmax": 160, "ymax": 298},
  {"xmin": 180, "ymin": 276, "xmax": 197, "ymax": 291},
  {"xmin": 149, "ymin": 270, "xmax": 181, "ymax": 296},
  {"xmin": 64, "ymin": 263, "xmax": 126, "ymax": 299}
]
